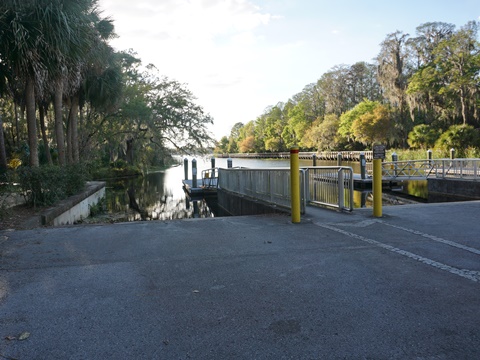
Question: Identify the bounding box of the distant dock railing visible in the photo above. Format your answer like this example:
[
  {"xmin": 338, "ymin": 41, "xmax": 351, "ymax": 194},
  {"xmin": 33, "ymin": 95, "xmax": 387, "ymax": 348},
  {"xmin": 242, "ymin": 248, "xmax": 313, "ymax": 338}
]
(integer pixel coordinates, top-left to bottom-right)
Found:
[
  {"xmin": 216, "ymin": 151, "xmax": 373, "ymax": 162},
  {"xmin": 372, "ymin": 159, "xmax": 480, "ymax": 181}
]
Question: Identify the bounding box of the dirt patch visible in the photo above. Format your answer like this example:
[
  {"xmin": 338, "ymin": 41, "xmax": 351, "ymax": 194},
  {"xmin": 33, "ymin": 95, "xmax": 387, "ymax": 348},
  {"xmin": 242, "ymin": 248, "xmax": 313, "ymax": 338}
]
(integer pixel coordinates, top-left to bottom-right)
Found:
[{"xmin": 0, "ymin": 204, "xmax": 44, "ymax": 230}]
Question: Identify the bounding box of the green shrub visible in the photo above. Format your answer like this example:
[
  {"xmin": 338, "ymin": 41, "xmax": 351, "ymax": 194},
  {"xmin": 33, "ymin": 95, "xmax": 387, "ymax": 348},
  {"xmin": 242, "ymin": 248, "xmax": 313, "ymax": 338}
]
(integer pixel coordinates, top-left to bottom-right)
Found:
[
  {"xmin": 435, "ymin": 125, "xmax": 479, "ymax": 158},
  {"xmin": 89, "ymin": 196, "xmax": 107, "ymax": 217},
  {"xmin": 407, "ymin": 124, "xmax": 440, "ymax": 150},
  {"xmin": 18, "ymin": 165, "xmax": 87, "ymax": 207}
]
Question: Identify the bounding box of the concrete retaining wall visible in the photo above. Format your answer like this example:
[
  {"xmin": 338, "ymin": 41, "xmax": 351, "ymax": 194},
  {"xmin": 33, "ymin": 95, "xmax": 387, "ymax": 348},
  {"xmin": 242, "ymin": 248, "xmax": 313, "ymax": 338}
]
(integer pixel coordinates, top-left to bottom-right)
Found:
[
  {"xmin": 427, "ymin": 178, "xmax": 480, "ymax": 203},
  {"xmin": 217, "ymin": 189, "xmax": 289, "ymax": 216},
  {"xmin": 41, "ymin": 181, "xmax": 106, "ymax": 226}
]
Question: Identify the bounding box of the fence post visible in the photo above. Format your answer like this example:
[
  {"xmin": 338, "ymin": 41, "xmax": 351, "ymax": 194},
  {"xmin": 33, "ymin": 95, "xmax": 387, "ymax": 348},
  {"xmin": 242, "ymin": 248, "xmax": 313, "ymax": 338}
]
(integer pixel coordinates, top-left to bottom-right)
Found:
[
  {"xmin": 312, "ymin": 153, "xmax": 317, "ymax": 166},
  {"xmin": 337, "ymin": 153, "xmax": 342, "ymax": 166},
  {"xmin": 338, "ymin": 169, "xmax": 345, "ymax": 209},
  {"xmin": 290, "ymin": 147, "xmax": 301, "ymax": 223}
]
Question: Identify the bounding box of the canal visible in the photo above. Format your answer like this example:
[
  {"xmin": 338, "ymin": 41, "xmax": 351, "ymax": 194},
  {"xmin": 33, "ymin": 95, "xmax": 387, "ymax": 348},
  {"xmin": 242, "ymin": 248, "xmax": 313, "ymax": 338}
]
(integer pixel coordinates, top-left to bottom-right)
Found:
[{"xmin": 100, "ymin": 156, "xmax": 427, "ymax": 222}]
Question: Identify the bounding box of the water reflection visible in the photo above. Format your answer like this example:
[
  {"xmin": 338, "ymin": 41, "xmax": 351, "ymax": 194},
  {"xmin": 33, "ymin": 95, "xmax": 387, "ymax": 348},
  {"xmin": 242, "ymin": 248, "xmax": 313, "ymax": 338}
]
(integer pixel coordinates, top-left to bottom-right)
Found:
[{"xmin": 105, "ymin": 168, "xmax": 215, "ymax": 222}]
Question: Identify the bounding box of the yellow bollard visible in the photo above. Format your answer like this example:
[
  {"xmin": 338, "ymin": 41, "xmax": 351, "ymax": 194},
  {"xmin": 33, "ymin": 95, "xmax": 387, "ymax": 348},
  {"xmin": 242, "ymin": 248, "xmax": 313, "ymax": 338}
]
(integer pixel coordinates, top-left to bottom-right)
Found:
[
  {"xmin": 373, "ymin": 158, "xmax": 382, "ymax": 217},
  {"xmin": 290, "ymin": 147, "xmax": 301, "ymax": 223}
]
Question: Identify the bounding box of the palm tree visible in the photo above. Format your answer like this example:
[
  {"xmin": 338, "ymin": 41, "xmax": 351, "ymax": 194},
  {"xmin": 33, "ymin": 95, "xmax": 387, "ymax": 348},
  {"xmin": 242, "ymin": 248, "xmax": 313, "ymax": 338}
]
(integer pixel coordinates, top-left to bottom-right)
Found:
[
  {"xmin": 67, "ymin": 16, "xmax": 120, "ymax": 164},
  {"xmin": 0, "ymin": 0, "xmax": 111, "ymax": 167},
  {"xmin": 0, "ymin": 1, "xmax": 47, "ymax": 167}
]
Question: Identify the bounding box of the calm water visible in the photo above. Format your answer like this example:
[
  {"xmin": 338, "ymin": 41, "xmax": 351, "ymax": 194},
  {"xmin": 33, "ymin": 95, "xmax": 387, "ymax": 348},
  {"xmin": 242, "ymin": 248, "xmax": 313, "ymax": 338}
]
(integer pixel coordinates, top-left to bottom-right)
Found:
[{"xmin": 103, "ymin": 156, "xmax": 427, "ymax": 221}]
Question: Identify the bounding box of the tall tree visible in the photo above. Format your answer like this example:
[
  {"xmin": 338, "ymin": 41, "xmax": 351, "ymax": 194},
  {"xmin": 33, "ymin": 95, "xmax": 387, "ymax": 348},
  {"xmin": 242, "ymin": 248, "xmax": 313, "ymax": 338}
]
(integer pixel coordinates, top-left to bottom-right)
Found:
[
  {"xmin": 0, "ymin": 0, "xmax": 110, "ymax": 166},
  {"xmin": 407, "ymin": 21, "xmax": 480, "ymax": 128},
  {"xmin": 0, "ymin": 1, "xmax": 46, "ymax": 166},
  {"xmin": 0, "ymin": 113, "xmax": 7, "ymax": 172},
  {"xmin": 432, "ymin": 21, "xmax": 480, "ymax": 126},
  {"xmin": 377, "ymin": 31, "xmax": 413, "ymax": 147},
  {"xmin": 406, "ymin": 22, "xmax": 455, "ymax": 124}
]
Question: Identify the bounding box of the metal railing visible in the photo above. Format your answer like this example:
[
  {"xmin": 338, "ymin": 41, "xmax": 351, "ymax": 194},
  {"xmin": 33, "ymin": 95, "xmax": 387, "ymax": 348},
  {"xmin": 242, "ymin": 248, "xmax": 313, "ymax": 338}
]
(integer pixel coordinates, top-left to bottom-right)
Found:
[
  {"xmin": 218, "ymin": 167, "xmax": 307, "ymax": 213},
  {"xmin": 201, "ymin": 168, "xmax": 219, "ymax": 189},
  {"xmin": 218, "ymin": 166, "xmax": 354, "ymax": 213},
  {"xmin": 304, "ymin": 166, "xmax": 354, "ymax": 211},
  {"xmin": 375, "ymin": 159, "xmax": 480, "ymax": 181}
]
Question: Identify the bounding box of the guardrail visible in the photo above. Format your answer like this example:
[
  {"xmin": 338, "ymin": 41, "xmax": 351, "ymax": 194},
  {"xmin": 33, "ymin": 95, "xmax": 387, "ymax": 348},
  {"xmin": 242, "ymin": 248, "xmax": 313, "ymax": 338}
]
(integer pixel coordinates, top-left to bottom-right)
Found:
[
  {"xmin": 218, "ymin": 166, "xmax": 353, "ymax": 213},
  {"xmin": 374, "ymin": 159, "xmax": 480, "ymax": 180}
]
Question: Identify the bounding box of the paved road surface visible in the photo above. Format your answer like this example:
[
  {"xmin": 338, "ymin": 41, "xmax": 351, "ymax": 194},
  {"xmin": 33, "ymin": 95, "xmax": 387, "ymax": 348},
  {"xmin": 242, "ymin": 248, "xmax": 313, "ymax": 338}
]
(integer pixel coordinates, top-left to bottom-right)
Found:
[{"xmin": 1, "ymin": 201, "xmax": 480, "ymax": 359}]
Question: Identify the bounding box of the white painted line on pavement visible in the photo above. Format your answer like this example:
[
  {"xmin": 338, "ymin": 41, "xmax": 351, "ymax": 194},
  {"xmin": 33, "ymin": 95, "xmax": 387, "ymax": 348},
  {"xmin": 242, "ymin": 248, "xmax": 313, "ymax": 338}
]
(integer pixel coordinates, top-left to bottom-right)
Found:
[
  {"xmin": 379, "ymin": 221, "xmax": 480, "ymax": 255},
  {"xmin": 315, "ymin": 222, "xmax": 480, "ymax": 283}
]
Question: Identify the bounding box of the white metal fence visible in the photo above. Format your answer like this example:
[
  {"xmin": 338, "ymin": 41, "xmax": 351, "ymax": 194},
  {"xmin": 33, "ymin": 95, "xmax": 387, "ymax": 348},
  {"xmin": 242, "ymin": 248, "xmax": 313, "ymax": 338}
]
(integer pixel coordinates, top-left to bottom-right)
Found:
[
  {"xmin": 218, "ymin": 166, "xmax": 354, "ymax": 213},
  {"xmin": 218, "ymin": 167, "xmax": 306, "ymax": 213}
]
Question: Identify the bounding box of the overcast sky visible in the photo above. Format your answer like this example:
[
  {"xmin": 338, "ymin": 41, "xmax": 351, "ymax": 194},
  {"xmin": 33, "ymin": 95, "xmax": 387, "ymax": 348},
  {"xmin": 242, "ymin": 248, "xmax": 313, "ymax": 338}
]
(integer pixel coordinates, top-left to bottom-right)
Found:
[{"xmin": 98, "ymin": 0, "xmax": 480, "ymax": 141}]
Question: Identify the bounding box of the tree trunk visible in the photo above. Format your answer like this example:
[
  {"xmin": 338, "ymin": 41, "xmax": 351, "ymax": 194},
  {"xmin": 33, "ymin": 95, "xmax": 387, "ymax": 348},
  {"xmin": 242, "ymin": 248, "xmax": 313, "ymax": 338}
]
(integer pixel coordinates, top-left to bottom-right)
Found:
[
  {"xmin": 460, "ymin": 88, "xmax": 467, "ymax": 125},
  {"xmin": 126, "ymin": 138, "xmax": 134, "ymax": 165},
  {"xmin": 54, "ymin": 79, "xmax": 66, "ymax": 166},
  {"xmin": 39, "ymin": 105, "xmax": 53, "ymax": 165},
  {"xmin": 25, "ymin": 78, "xmax": 39, "ymax": 167},
  {"xmin": 69, "ymin": 94, "xmax": 80, "ymax": 163},
  {"xmin": 0, "ymin": 114, "xmax": 8, "ymax": 173},
  {"xmin": 66, "ymin": 100, "xmax": 73, "ymax": 164},
  {"xmin": 13, "ymin": 102, "xmax": 19, "ymax": 148}
]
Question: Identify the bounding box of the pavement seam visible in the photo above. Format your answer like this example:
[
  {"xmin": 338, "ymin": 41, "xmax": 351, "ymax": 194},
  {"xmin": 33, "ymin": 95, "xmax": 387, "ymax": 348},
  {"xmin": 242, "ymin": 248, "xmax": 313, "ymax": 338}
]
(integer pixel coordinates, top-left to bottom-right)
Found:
[{"xmin": 314, "ymin": 222, "xmax": 480, "ymax": 283}]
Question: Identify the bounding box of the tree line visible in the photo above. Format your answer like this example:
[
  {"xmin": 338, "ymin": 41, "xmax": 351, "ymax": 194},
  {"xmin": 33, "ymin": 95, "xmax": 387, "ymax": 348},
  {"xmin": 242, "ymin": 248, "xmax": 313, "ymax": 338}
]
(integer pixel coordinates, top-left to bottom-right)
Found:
[
  {"xmin": 0, "ymin": 0, "xmax": 213, "ymax": 173},
  {"xmin": 216, "ymin": 21, "xmax": 480, "ymax": 158}
]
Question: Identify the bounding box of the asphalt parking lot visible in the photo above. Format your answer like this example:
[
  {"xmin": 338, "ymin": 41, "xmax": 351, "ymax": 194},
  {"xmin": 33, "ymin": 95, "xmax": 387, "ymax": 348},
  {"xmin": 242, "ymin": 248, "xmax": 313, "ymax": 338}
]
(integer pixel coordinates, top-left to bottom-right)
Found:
[{"xmin": 1, "ymin": 201, "xmax": 480, "ymax": 359}]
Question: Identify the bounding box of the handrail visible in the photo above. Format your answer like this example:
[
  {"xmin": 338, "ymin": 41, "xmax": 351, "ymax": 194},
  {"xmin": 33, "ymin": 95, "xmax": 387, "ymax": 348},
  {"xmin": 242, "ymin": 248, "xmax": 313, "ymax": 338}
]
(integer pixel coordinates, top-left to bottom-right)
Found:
[
  {"xmin": 379, "ymin": 158, "xmax": 480, "ymax": 180},
  {"xmin": 201, "ymin": 167, "xmax": 219, "ymax": 189}
]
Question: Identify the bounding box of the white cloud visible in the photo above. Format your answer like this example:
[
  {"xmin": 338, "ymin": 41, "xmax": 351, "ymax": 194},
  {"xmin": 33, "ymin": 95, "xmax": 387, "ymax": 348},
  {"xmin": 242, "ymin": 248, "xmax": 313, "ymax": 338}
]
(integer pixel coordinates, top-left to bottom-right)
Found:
[{"xmin": 99, "ymin": 0, "xmax": 283, "ymax": 138}]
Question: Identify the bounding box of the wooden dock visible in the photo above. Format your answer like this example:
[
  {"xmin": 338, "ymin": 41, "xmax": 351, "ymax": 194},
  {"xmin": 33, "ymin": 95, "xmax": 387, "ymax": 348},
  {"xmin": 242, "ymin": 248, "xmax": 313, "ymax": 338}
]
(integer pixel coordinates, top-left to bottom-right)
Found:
[
  {"xmin": 182, "ymin": 178, "xmax": 218, "ymax": 198},
  {"xmin": 352, "ymin": 174, "xmax": 403, "ymax": 191}
]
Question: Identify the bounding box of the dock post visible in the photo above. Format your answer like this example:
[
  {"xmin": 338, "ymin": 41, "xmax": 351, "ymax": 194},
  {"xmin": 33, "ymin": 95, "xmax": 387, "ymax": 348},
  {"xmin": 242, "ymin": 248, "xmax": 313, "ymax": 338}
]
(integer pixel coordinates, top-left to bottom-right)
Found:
[
  {"xmin": 373, "ymin": 159, "xmax": 382, "ymax": 217},
  {"xmin": 360, "ymin": 152, "xmax": 366, "ymax": 180},
  {"xmin": 450, "ymin": 148, "xmax": 455, "ymax": 159},
  {"xmin": 337, "ymin": 153, "xmax": 342, "ymax": 166},
  {"xmin": 227, "ymin": 158, "xmax": 233, "ymax": 168},
  {"xmin": 184, "ymin": 158, "xmax": 189, "ymax": 180},
  {"xmin": 211, "ymin": 157, "xmax": 216, "ymax": 178},
  {"xmin": 312, "ymin": 154, "xmax": 317, "ymax": 166},
  {"xmin": 290, "ymin": 147, "xmax": 301, "ymax": 223},
  {"xmin": 192, "ymin": 159, "xmax": 197, "ymax": 188},
  {"xmin": 392, "ymin": 152, "xmax": 398, "ymax": 177}
]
